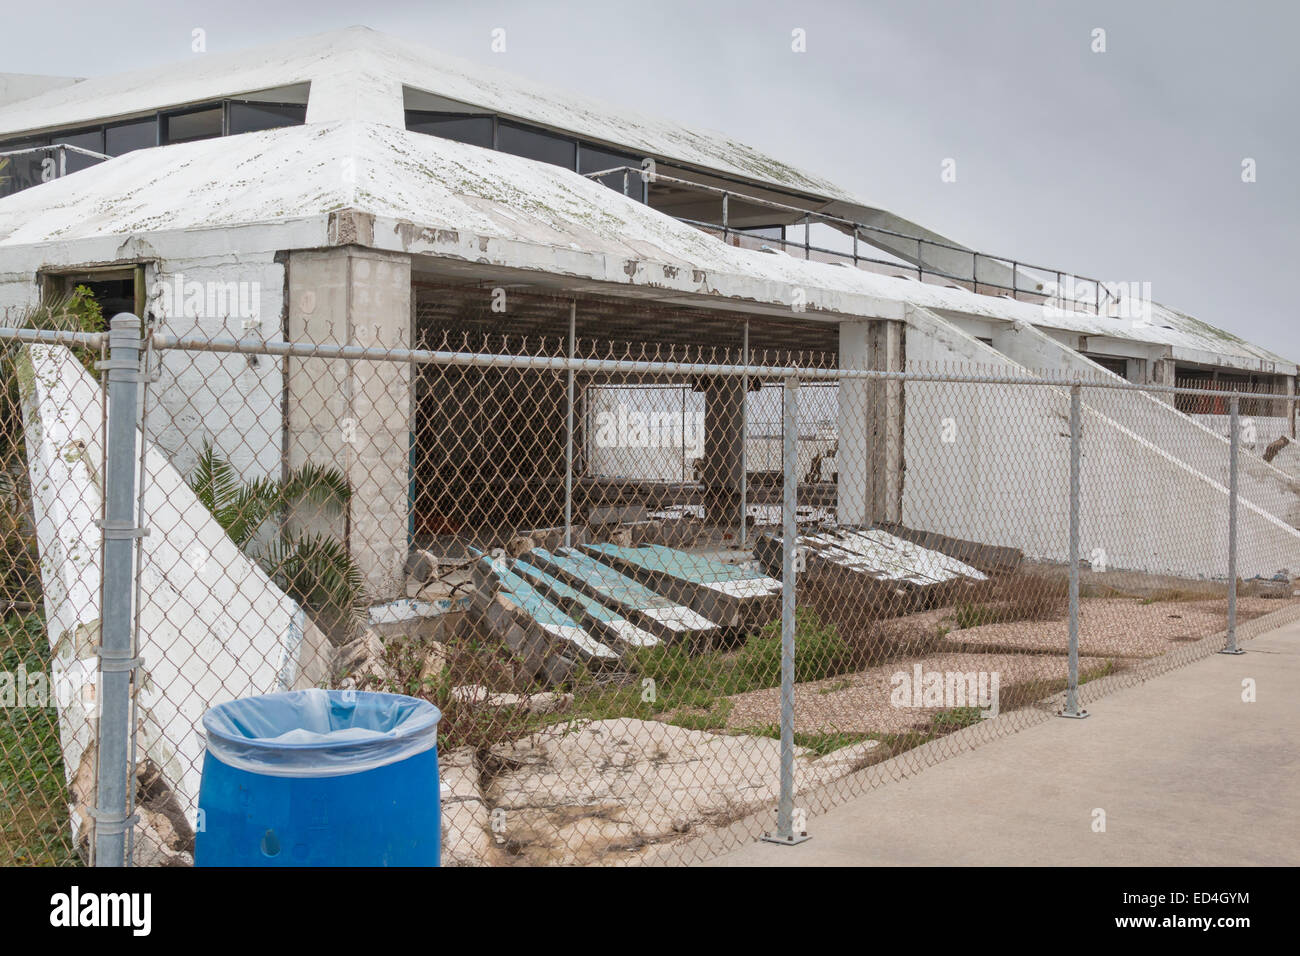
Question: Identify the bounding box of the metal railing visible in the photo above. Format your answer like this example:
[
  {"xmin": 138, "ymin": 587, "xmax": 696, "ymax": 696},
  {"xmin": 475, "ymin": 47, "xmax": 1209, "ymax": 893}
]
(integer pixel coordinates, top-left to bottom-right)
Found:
[
  {"xmin": 0, "ymin": 144, "xmax": 112, "ymax": 198},
  {"xmin": 584, "ymin": 164, "xmax": 1122, "ymax": 315}
]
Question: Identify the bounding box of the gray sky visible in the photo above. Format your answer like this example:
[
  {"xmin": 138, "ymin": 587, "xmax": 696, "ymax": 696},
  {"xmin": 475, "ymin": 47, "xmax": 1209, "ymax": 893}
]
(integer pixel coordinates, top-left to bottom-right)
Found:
[{"xmin": 4, "ymin": 0, "xmax": 1295, "ymax": 360}]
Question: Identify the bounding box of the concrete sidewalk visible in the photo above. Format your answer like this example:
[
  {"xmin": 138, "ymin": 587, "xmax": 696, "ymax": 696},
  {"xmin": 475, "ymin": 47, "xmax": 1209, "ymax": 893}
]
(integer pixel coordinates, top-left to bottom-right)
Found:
[{"xmin": 713, "ymin": 619, "xmax": 1300, "ymax": 866}]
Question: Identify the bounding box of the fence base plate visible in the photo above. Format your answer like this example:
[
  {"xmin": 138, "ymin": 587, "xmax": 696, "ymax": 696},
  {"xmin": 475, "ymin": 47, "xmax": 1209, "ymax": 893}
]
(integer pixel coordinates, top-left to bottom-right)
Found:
[
  {"xmin": 761, "ymin": 832, "xmax": 811, "ymax": 846},
  {"xmin": 1057, "ymin": 709, "xmax": 1091, "ymax": 719},
  {"xmin": 1218, "ymin": 647, "xmax": 1246, "ymax": 655}
]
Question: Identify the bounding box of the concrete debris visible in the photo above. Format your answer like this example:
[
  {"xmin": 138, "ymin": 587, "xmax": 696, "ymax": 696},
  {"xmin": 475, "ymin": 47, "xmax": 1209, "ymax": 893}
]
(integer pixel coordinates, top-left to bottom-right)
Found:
[
  {"xmin": 367, "ymin": 597, "xmax": 467, "ymax": 642},
  {"xmin": 876, "ymin": 521, "xmax": 1024, "ymax": 575},
  {"xmin": 580, "ymin": 542, "xmax": 782, "ymax": 629},
  {"xmin": 404, "ymin": 548, "xmax": 441, "ymax": 583},
  {"xmin": 450, "ymin": 684, "xmax": 573, "ymax": 714},
  {"xmin": 480, "ymin": 718, "xmax": 878, "ymax": 865},
  {"xmin": 439, "ymin": 747, "xmax": 500, "ymax": 867},
  {"xmin": 334, "ymin": 627, "xmax": 395, "ymax": 686},
  {"xmin": 755, "ymin": 527, "xmax": 988, "ymax": 596}
]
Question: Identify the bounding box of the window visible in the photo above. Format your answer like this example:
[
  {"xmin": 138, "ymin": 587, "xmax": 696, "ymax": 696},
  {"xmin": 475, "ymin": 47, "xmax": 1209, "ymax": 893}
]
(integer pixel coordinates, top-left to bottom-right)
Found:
[
  {"xmin": 406, "ymin": 111, "xmax": 494, "ymax": 149},
  {"xmin": 164, "ymin": 107, "xmax": 222, "ymax": 144},
  {"xmin": 0, "ymin": 140, "xmax": 50, "ymax": 197},
  {"xmin": 228, "ymin": 102, "xmax": 307, "ymax": 136},
  {"xmin": 52, "ymin": 129, "xmax": 104, "ymax": 173},
  {"xmin": 578, "ymin": 143, "xmax": 646, "ymax": 201},
  {"xmin": 105, "ymin": 118, "xmax": 157, "ymax": 156},
  {"xmin": 496, "ymin": 121, "xmax": 576, "ymax": 169},
  {"xmin": 1085, "ymin": 354, "xmax": 1129, "ymax": 379}
]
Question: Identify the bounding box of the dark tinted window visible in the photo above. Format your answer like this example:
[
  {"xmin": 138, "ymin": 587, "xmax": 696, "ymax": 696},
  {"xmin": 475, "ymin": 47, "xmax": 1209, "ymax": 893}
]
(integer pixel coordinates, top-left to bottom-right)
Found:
[
  {"xmin": 578, "ymin": 143, "xmax": 646, "ymax": 200},
  {"xmin": 0, "ymin": 140, "xmax": 51, "ymax": 197},
  {"xmin": 105, "ymin": 118, "xmax": 157, "ymax": 156},
  {"xmin": 228, "ymin": 102, "xmax": 307, "ymax": 135},
  {"xmin": 406, "ymin": 112, "xmax": 494, "ymax": 149},
  {"xmin": 52, "ymin": 129, "xmax": 104, "ymax": 173},
  {"xmin": 497, "ymin": 121, "xmax": 575, "ymax": 169},
  {"xmin": 165, "ymin": 107, "xmax": 222, "ymax": 144}
]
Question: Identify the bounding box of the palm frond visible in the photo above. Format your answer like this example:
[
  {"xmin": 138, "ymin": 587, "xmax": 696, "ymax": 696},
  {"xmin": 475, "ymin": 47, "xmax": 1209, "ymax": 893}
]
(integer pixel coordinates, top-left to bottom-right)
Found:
[
  {"xmin": 189, "ymin": 443, "xmax": 243, "ymax": 532},
  {"xmin": 263, "ymin": 531, "xmax": 368, "ymax": 632},
  {"xmin": 281, "ymin": 463, "xmax": 351, "ymax": 512}
]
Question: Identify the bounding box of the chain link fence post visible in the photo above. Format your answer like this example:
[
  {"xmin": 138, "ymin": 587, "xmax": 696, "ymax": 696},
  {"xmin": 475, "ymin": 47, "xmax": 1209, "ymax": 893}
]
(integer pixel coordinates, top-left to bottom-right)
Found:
[
  {"xmin": 763, "ymin": 374, "xmax": 808, "ymax": 845},
  {"xmin": 1220, "ymin": 394, "xmax": 1244, "ymax": 655},
  {"xmin": 93, "ymin": 313, "xmax": 145, "ymax": 865},
  {"xmin": 1060, "ymin": 383, "xmax": 1089, "ymax": 718}
]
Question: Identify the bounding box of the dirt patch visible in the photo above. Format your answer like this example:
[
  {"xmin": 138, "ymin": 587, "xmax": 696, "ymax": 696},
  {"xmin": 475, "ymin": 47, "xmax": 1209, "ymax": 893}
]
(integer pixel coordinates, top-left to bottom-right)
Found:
[{"xmin": 724, "ymin": 651, "xmax": 1111, "ymax": 735}]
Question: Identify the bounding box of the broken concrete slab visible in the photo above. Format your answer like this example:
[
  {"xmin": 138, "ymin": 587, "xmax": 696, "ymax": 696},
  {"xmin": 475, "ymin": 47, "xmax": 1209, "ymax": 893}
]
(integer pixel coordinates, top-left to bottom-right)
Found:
[
  {"xmin": 513, "ymin": 553, "xmax": 661, "ymax": 650},
  {"xmin": 875, "ymin": 521, "xmax": 1023, "ymax": 575},
  {"xmin": 439, "ymin": 747, "xmax": 499, "ymax": 867},
  {"xmin": 530, "ymin": 547, "xmax": 720, "ymax": 644},
  {"xmin": 482, "ymin": 718, "xmax": 881, "ymax": 865},
  {"xmin": 468, "ymin": 550, "xmax": 619, "ymax": 683},
  {"xmin": 754, "ymin": 527, "xmax": 987, "ymax": 600},
  {"xmin": 19, "ymin": 344, "xmax": 332, "ymax": 854},
  {"xmin": 450, "ymin": 684, "xmax": 573, "ymax": 714},
  {"xmin": 368, "ymin": 596, "xmax": 467, "ymax": 643},
  {"xmin": 580, "ymin": 542, "xmax": 781, "ymax": 629}
]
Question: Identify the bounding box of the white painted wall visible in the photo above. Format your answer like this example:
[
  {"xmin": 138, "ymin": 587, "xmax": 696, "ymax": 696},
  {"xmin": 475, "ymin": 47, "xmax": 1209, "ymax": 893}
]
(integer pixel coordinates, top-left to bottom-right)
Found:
[
  {"xmin": 994, "ymin": 319, "xmax": 1299, "ymax": 530},
  {"xmin": 901, "ymin": 308, "xmax": 1300, "ymax": 579}
]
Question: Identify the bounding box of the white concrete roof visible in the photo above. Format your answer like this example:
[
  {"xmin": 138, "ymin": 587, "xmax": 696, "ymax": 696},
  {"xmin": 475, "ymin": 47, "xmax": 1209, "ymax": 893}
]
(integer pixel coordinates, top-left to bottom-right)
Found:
[
  {"xmin": 0, "ymin": 26, "xmax": 855, "ymax": 205},
  {"xmin": 0, "ymin": 119, "xmax": 1288, "ymax": 372}
]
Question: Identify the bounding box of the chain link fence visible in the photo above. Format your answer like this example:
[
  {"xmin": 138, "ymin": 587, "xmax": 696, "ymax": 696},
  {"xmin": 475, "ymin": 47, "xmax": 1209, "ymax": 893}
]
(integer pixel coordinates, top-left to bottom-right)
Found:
[{"xmin": 2, "ymin": 306, "xmax": 1298, "ymax": 867}]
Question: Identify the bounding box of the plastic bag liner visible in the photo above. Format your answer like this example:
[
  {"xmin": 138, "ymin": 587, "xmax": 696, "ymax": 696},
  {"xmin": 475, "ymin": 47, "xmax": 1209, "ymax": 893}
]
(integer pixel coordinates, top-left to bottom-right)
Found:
[{"xmin": 202, "ymin": 689, "xmax": 441, "ymax": 778}]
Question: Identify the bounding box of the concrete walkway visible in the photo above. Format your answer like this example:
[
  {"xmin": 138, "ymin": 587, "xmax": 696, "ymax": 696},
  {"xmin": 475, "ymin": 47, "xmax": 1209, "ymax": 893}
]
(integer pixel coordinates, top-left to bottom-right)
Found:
[{"xmin": 713, "ymin": 620, "xmax": 1300, "ymax": 866}]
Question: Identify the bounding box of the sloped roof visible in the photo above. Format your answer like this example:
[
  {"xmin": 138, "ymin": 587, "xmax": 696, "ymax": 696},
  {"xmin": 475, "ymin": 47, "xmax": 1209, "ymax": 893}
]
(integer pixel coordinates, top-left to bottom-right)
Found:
[
  {"xmin": 0, "ymin": 26, "xmax": 855, "ymax": 205},
  {"xmin": 0, "ymin": 119, "xmax": 1289, "ymax": 372}
]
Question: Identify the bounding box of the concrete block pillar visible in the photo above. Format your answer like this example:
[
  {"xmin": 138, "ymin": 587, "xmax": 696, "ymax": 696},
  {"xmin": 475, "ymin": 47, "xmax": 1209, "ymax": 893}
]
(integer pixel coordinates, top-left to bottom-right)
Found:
[
  {"xmin": 1150, "ymin": 355, "xmax": 1176, "ymax": 406},
  {"xmin": 700, "ymin": 376, "xmax": 746, "ymax": 527},
  {"xmin": 286, "ymin": 247, "xmax": 412, "ymax": 602},
  {"xmin": 837, "ymin": 319, "xmax": 904, "ymax": 527}
]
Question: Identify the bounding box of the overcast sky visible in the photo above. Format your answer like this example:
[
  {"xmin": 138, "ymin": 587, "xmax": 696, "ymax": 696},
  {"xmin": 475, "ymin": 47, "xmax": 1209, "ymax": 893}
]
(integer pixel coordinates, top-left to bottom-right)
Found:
[{"xmin": 3, "ymin": 0, "xmax": 1295, "ymax": 360}]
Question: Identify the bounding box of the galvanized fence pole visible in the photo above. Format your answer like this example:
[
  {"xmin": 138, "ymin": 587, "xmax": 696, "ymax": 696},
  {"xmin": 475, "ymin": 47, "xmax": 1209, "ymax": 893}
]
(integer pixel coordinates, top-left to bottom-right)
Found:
[
  {"xmin": 94, "ymin": 313, "xmax": 145, "ymax": 865},
  {"xmin": 739, "ymin": 320, "xmax": 749, "ymax": 548},
  {"xmin": 1061, "ymin": 383, "xmax": 1089, "ymax": 718},
  {"xmin": 564, "ymin": 301, "xmax": 575, "ymax": 549},
  {"xmin": 763, "ymin": 374, "xmax": 808, "ymax": 844},
  {"xmin": 1221, "ymin": 395, "xmax": 1244, "ymax": 654}
]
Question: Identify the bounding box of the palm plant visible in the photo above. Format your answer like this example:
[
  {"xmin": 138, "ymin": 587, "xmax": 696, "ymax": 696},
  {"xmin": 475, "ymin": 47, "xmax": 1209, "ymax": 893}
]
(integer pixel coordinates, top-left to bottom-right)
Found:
[{"xmin": 189, "ymin": 444, "xmax": 367, "ymax": 641}]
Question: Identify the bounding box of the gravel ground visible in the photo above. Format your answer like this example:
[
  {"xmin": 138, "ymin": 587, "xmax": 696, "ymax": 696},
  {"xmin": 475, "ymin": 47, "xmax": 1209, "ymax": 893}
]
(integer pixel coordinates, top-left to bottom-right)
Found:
[
  {"xmin": 723, "ymin": 596, "xmax": 1291, "ymax": 735},
  {"xmin": 724, "ymin": 651, "xmax": 1112, "ymax": 735},
  {"xmin": 934, "ymin": 596, "xmax": 1287, "ymax": 658}
]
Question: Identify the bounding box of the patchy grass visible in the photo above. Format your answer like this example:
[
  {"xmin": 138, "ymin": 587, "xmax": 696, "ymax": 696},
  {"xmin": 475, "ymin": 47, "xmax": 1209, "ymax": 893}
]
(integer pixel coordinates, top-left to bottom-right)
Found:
[
  {"xmin": 736, "ymin": 723, "xmax": 872, "ymax": 756},
  {"xmin": 0, "ymin": 612, "xmax": 77, "ymax": 866},
  {"xmin": 561, "ymin": 609, "xmax": 853, "ymax": 731}
]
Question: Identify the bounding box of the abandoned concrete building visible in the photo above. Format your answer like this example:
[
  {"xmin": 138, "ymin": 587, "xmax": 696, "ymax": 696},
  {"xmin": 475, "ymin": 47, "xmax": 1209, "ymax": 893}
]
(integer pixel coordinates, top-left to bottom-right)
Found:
[{"xmin": 1, "ymin": 25, "xmax": 1297, "ymax": 599}]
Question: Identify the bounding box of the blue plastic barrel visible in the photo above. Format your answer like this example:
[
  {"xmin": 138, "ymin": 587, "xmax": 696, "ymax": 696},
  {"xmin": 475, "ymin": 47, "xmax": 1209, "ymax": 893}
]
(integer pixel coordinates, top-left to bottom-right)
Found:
[{"xmin": 195, "ymin": 689, "xmax": 441, "ymax": 867}]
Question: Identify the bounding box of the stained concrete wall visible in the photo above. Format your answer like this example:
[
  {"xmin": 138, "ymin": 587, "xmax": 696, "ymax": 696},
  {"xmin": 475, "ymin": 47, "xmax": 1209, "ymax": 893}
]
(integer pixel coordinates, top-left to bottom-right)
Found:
[
  {"xmin": 993, "ymin": 319, "xmax": 1300, "ymax": 530},
  {"xmin": 287, "ymin": 247, "xmax": 412, "ymax": 600},
  {"xmin": 901, "ymin": 307, "xmax": 1300, "ymax": 579}
]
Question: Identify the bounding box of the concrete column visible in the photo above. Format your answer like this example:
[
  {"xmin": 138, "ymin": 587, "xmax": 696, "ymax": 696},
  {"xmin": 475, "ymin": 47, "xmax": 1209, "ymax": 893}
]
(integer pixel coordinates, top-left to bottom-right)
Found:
[
  {"xmin": 700, "ymin": 376, "xmax": 746, "ymax": 527},
  {"xmin": 1287, "ymin": 375, "xmax": 1296, "ymax": 438},
  {"xmin": 1150, "ymin": 355, "xmax": 1177, "ymax": 405},
  {"xmin": 287, "ymin": 247, "xmax": 412, "ymax": 602},
  {"xmin": 837, "ymin": 318, "xmax": 903, "ymax": 527}
]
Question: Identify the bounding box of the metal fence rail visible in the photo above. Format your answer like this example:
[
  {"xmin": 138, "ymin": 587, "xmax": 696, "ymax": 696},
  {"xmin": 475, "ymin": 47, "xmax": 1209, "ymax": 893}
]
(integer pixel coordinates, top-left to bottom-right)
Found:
[{"xmin": 1, "ymin": 320, "xmax": 1297, "ymax": 866}]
